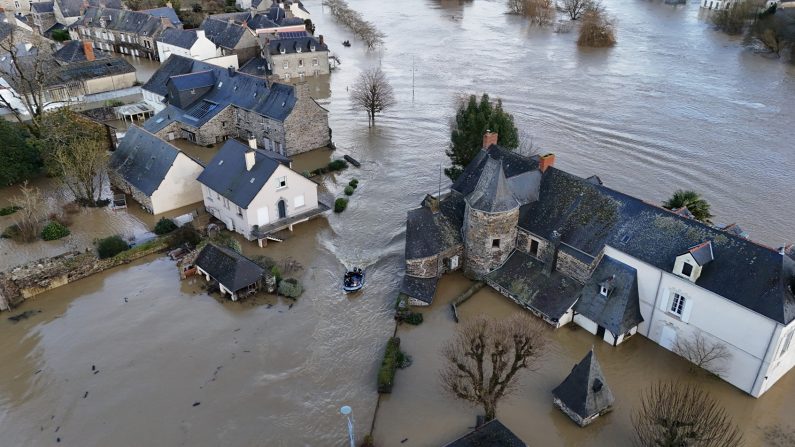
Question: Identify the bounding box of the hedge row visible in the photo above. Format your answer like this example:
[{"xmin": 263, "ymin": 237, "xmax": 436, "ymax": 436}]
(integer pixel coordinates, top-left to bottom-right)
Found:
[{"xmin": 378, "ymin": 337, "xmax": 401, "ymax": 393}]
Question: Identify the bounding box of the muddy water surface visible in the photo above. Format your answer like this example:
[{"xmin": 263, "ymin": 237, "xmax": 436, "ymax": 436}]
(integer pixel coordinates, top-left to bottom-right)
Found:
[{"xmin": 1, "ymin": 0, "xmax": 794, "ymax": 445}]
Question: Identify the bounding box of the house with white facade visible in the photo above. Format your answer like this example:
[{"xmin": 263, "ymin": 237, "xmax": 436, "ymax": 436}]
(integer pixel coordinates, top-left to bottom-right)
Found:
[
  {"xmin": 109, "ymin": 125, "xmax": 205, "ymax": 214},
  {"xmin": 243, "ymin": 0, "xmax": 311, "ymax": 21},
  {"xmin": 197, "ymin": 137, "xmax": 329, "ymax": 245},
  {"xmin": 400, "ymin": 132, "xmax": 795, "ymax": 398},
  {"xmin": 156, "ymin": 28, "xmax": 220, "ymax": 62}
]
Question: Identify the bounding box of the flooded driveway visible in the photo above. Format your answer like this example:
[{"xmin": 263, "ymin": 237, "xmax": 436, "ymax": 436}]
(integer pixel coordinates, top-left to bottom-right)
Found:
[{"xmin": 1, "ymin": 0, "xmax": 794, "ymax": 445}]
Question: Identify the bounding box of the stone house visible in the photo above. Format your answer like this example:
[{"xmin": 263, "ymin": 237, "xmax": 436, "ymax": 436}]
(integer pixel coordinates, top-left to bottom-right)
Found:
[
  {"xmin": 197, "ymin": 137, "xmax": 329, "ymax": 245},
  {"xmin": 200, "ymin": 15, "xmax": 259, "ymax": 64},
  {"xmin": 141, "ymin": 55, "xmax": 330, "ymax": 156},
  {"xmin": 30, "ymin": 2, "xmax": 56, "ymax": 34},
  {"xmin": 246, "ymin": 0, "xmax": 311, "ymax": 20},
  {"xmin": 400, "ymin": 132, "xmax": 795, "ymax": 398},
  {"xmin": 71, "ymin": 6, "xmax": 175, "ymax": 60},
  {"xmin": 552, "ymin": 349, "xmax": 614, "ymax": 427},
  {"xmin": 259, "ymin": 32, "xmax": 329, "ymax": 81},
  {"xmin": 0, "ymin": 40, "xmax": 135, "ymax": 114},
  {"xmin": 194, "ymin": 243, "xmax": 266, "ymax": 300},
  {"xmin": 109, "ymin": 125, "xmax": 205, "ymax": 214},
  {"xmin": 156, "ymin": 28, "xmax": 220, "ymax": 63}
]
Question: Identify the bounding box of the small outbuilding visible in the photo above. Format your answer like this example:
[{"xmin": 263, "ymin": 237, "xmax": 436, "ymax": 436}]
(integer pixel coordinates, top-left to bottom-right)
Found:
[
  {"xmin": 194, "ymin": 243, "xmax": 265, "ymax": 301},
  {"xmin": 552, "ymin": 349, "xmax": 614, "ymax": 427},
  {"xmin": 442, "ymin": 419, "xmax": 526, "ymax": 447}
]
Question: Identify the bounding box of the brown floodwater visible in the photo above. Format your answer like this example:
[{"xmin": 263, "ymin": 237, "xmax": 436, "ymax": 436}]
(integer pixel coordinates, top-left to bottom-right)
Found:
[{"xmin": 1, "ymin": 0, "xmax": 794, "ymax": 445}]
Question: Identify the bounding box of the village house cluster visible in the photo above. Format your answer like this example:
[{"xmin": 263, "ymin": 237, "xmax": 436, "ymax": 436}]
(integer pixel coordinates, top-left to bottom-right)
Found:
[{"xmin": 400, "ymin": 132, "xmax": 795, "ymax": 399}]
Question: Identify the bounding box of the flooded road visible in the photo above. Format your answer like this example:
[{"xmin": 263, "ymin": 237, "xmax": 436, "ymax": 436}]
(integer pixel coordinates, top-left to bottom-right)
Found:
[{"xmin": 1, "ymin": 0, "xmax": 794, "ymax": 445}]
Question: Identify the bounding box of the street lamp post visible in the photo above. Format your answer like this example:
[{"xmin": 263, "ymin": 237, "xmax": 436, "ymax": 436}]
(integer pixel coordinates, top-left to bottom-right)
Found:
[{"xmin": 340, "ymin": 405, "xmax": 355, "ymax": 447}]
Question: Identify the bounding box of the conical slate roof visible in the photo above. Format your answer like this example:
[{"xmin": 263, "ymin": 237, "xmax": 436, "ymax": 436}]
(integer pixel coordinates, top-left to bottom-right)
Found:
[
  {"xmin": 466, "ymin": 155, "xmax": 519, "ymax": 212},
  {"xmin": 552, "ymin": 349, "xmax": 614, "ymax": 419}
]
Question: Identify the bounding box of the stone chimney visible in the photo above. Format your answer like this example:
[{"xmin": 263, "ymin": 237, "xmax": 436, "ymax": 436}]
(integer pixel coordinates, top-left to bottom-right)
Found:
[
  {"xmin": 245, "ymin": 147, "xmax": 256, "ymax": 171},
  {"xmin": 318, "ymin": 34, "xmax": 324, "ymax": 46},
  {"xmin": 539, "ymin": 153, "xmax": 555, "ymax": 173},
  {"xmin": 82, "ymin": 41, "xmax": 95, "ymax": 61},
  {"xmin": 227, "ymin": 65, "xmax": 235, "ymax": 77},
  {"xmin": 166, "ymin": 1, "xmax": 173, "ymax": 7},
  {"xmin": 248, "ymin": 136, "xmax": 257, "ymax": 150},
  {"xmin": 544, "ymin": 230, "xmax": 561, "ymax": 277},
  {"xmin": 482, "ymin": 131, "xmax": 498, "ymax": 150}
]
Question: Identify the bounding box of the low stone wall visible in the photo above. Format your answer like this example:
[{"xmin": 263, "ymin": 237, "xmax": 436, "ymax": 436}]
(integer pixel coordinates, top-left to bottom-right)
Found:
[{"xmin": 0, "ymin": 238, "xmax": 169, "ymax": 312}]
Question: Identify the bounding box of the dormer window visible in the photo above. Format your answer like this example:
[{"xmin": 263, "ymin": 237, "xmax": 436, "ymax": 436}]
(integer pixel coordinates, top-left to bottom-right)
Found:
[
  {"xmin": 680, "ymin": 262, "xmax": 693, "ymax": 277},
  {"xmin": 310, "ymin": 44, "xmax": 315, "ymax": 51},
  {"xmin": 674, "ymin": 241, "xmax": 713, "ymax": 283},
  {"xmin": 599, "ymin": 285, "xmax": 609, "ymax": 297},
  {"xmin": 296, "ymin": 46, "xmax": 302, "ymax": 53},
  {"xmin": 279, "ymin": 46, "xmax": 286, "ymax": 54}
]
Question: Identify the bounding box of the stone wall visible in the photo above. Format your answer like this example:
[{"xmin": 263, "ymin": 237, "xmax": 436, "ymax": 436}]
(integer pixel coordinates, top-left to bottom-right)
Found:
[
  {"xmin": 109, "ymin": 170, "xmax": 155, "ymax": 213},
  {"xmin": 235, "ymin": 106, "xmax": 287, "ymax": 152},
  {"xmin": 0, "ymin": 239, "xmax": 169, "ymax": 312},
  {"xmin": 196, "ymin": 107, "xmax": 236, "ymax": 145},
  {"xmin": 405, "ymin": 255, "xmax": 438, "ymax": 278},
  {"xmin": 283, "ymin": 83, "xmax": 330, "ymax": 156},
  {"xmin": 555, "ymin": 245, "xmax": 596, "ymax": 284},
  {"xmin": 516, "ymin": 228, "xmax": 548, "ymax": 259},
  {"xmin": 463, "ymin": 205, "xmax": 519, "ymax": 278}
]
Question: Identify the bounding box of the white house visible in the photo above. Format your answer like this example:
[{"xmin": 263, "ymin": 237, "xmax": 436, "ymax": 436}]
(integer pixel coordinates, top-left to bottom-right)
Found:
[
  {"xmin": 400, "ymin": 134, "xmax": 795, "ymax": 398},
  {"xmin": 109, "ymin": 125, "xmax": 205, "ymax": 214},
  {"xmin": 156, "ymin": 29, "xmax": 220, "ymax": 63},
  {"xmin": 197, "ymin": 137, "xmax": 329, "ymax": 246}
]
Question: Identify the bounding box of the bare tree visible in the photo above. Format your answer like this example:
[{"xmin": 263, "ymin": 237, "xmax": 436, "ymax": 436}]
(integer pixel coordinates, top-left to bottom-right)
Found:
[
  {"xmin": 559, "ymin": 0, "xmax": 595, "ymax": 20},
  {"xmin": 633, "ymin": 382, "xmax": 744, "ymax": 447},
  {"xmin": 0, "ymin": 28, "xmax": 63, "ymax": 137},
  {"xmin": 577, "ymin": 8, "xmax": 616, "ymax": 47},
  {"xmin": 508, "ymin": 0, "xmax": 555, "ymax": 25},
  {"xmin": 9, "ymin": 181, "xmax": 46, "ymax": 242},
  {"xmin": 37, "ymin": 110, "xmax": 110, "ymax": 207},
  {"xmin": 350, "ymin": 67, "xmax": 395, "ymax": 127},
  {"xmin": 673, "ymin": 331, "xmax": 732, "ymax": 377},
  {"xmin": 440, "ymin": 314, "xmax": 547, "ymax": 421}
]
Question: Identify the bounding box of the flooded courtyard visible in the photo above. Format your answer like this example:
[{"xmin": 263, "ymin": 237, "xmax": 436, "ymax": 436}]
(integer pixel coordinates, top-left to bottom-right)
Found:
[{"xmin": 1, "ymin": 0, "xmax": 794, "ymax": 445}]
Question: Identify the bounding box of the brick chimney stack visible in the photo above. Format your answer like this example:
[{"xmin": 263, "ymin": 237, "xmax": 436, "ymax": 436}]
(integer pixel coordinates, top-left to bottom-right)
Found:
[
  {"xmin": 539, "ymin": 153, "xmax": 555, "ymax": 173},
  {"xmin": 82, "ymin": 41, "xmax": 95, "ymax": 61},
  {"xmin": 482, "ymin": 131, "xmax": 498, "ymax": 150}
]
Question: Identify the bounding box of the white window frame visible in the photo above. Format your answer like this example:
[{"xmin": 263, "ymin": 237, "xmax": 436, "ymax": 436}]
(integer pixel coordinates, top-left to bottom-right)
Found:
[
  {"xmin": 294, "ymin": 194, "xmax": 305, "ymax": 208},
  {"xmin": 276, "ymin": 176, "xmax": 287, "ymax": 189},
  {"xmin": 600, "ymin": 285, "xmax": 609, "ymax": 297},
  {"xmin": 670, "ymin": 293, "xmax": 686, "ymax": 317},
  {"xmin": 313, "ymin": 58, "xmax": 318, "ymax": 66},
  {"xmin": 298, "ymin": 59, "xmax": 304, "ymax": 68},
  {"xmin": 283, "ymin": 60, "xmax": 289, "ymax": 69}
]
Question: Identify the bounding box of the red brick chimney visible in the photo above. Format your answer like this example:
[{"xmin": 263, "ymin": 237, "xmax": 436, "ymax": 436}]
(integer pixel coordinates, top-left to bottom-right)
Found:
[
  {"xmin": 539, "ymin": 153, "xmax": 556, "ymax": 173},
  {"xmin": 82, "ymin": 41, "xmax": 95, "ymax": 61},
  {"xmin": 482, "ymin": 131, "xmax": 498, "ymax": 150}
]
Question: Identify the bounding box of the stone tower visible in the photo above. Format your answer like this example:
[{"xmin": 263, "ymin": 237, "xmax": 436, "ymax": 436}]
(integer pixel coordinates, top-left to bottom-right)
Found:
[{"xmin": 463, "ymin": 155, "xmax": 520, "ymax": 278}]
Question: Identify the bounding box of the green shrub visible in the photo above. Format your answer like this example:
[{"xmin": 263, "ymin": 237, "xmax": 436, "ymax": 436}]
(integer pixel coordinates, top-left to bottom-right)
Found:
[
  {"xmin": 97, "ymin": 235, "xmax": 130, "ymax": 259},
  {"xmin": 51, "ymin": 29, "xmax": 70, "ymax": 42},
  {"xmin": 378, "ymin": 337, "xmax": 401, "ymax": 393},
  {"xmin": 154, "ymin": 217, "xmax": 178, "ymax": 235},
  {"xmin": 278, "ymin": 278, "xmax": 303, "ymax": 298},
  {"xmin": 211, "ymin": 232, "xmax": 242, "ymax": 253},
  {"xmin": 0, "ymin": 206, "xmax": 21, "ymax": 216},
  {"xmin": 349, "ymin": 179, "xmax": 359, "ymax": 188},
  {"xmin": 169, "ymin": 224, "xmax": 201, "ymax": 248},
  {"xmin": 334, "ymin": 198, "xmax": 348, "ymax": 213},
  {"xmin": 41, "ymin": 221, "xmax": 70, "ymax": 241},
  {"xmin": 344, "ymin": 185, "xmax": 354, "ymax": 196},
  {"xmin": 302, "ymin": 170, "xmax": 311, "ymax": 177},
  {"xmin": 327, "ymin": 159, "xmax": 348, "ymax": 171},
  {"xmin": 270, "ymin": 265, "xmax": 282, "ymax": 283},
  {"xmin": 404, "ymin": 312, "xmax": 423, "ymax": 325}
]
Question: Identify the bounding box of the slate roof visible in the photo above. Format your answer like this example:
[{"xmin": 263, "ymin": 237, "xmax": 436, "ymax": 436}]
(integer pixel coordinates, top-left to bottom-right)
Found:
[
  {"xmin": 518, "ymin": 167, "xmax": 795, "ymax": 324},
  {"xmin": 399, "ymin": 276, "xmax": 439, "ymax": 305},
  {"xmin": 485, "ymin": 250, "xmax": 579, "ymax": 322},
  {"xmin": 54, "ymin": 40, "xmax": 111, "ymax": 63},
  {"xmin": 109, "ymin": 126, "xmax": 200, "ymax": 196},
  {"xmin": 196, "ymin": 139, "xmax": 284, "ymax": 208},
  {"xmin": 553, "ymin": 350, "xmax": 614, "ymax": 420},
  {"xmin": 574, "ymin": 256, "xmax": 643, "ymax": 336},
  {"xmin": 31, "ymin": 2, "xmax": 55, "ymax": 13},
  {"xmin": 50, "ymin": 56, "xmax": 134, "ymax": 83},
  {"xmin": 200, "ymin": 16, "xmax": 249, "ymax": 50},
  {"xmin": 443, "ymin": 419, "xmax": 526, "ymax": 447},
  {"xmin": 157, "ymin": 28, "xmax": 198, "ymax": 49},
  {"xmin": 685, "ymin": 241, "xmax": 714, "ymax": 266},
  {"xmin": 77, "ymin": 7, "xmax": 170, "ymax": 37},
  {"xmin": 55, "ymin": 0, "xmax": 85, "ymax": 18},
  {"xmin": 194, "ymin": 243, "xmax": 265, "ymax": 292},
  {"xmin": 719, "ymin": 223, "xmax": 749, "ymax": 239},
  {"xmin": 141, "ymin": 6, "xmax": 182, "ymax": 26},
  {"xmin": 452, "ymin": 145, "xmax": 540, "ymax": 197},
  {"xmin": 238, "ymin": 56, "xmax": 272, "ymax": 78},
  {"xmin": 263, "ymin": 32, "xmax": 328, "ymax": 55},
  {"xmin": 142, "ymin": 56, "xmax": 298, "ymax": 134},
  {"xmin": 467, "ymin": 156, "xmax": 520, "ymax": 213},
  {"xmin": 405, "ymin": 194, "xmax": 465, "ymax": 260}
]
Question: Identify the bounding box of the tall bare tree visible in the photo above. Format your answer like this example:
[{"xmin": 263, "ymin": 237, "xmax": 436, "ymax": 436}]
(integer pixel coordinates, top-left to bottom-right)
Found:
[
  {"xmin": 9, "ymin": 181, "xmax": 46, "ymax": 242},
  {"xmin": 633, "ymin": 382, "xmax": 744, "ymax": 447},
  {"xmin": 673, "ymin": 331, "xmax": 732, "ymax": 377},
  {"xmin": 0, "ymin": 28, "xmax": 62, "ymax": 137},
  {"xmin": 350, "ymin": 67, "xmax": 395, "ymax": 127},
  {"xmin": 36, "ymin": 109, "xmax": 110, "ymax": 207},
  {"xmin": 559, "ymin": 0, "xmax": 595, "ymax": 20},
  {"xmin": 440, "ymin": 314, "xmax": 547, "ymax": 421}
]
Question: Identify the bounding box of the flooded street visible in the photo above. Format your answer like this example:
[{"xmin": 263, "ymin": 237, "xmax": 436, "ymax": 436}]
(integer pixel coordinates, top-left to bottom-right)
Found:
[{"xmin": 1, "ymin": 0, "xmax": 794, "ymax": 445}]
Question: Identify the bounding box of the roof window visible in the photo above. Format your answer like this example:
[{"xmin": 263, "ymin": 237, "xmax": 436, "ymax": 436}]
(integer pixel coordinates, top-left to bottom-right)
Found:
[{"xmin": 218, "ymin": 160, "xmax": 224, "ymax": 165}]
